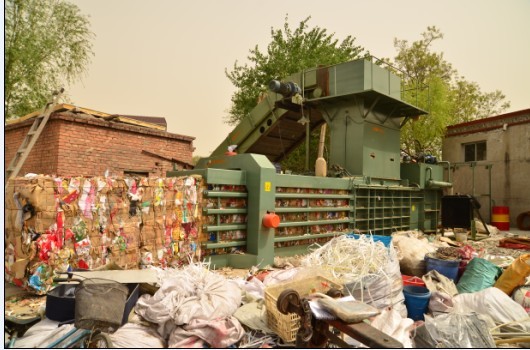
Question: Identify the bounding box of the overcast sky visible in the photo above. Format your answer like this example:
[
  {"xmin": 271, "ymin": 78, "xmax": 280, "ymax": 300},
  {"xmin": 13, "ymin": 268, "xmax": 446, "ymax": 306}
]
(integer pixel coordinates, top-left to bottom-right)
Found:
[{"xmin": 66, "ymin": 0, "xmax": 530, "ymax": 157}]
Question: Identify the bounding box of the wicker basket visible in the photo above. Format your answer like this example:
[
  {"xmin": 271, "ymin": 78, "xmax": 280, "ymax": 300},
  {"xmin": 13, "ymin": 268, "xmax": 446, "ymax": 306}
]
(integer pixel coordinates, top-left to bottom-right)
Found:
[{"xmin": 264, "ymin": 275, "xmax": 341, "ymax": 343}]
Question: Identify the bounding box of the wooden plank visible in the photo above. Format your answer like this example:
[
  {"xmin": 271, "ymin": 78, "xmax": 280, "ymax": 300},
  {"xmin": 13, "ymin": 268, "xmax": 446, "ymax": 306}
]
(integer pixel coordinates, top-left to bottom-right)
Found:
[
  {"xmin": 6, "ymin": 103, "xmax": 165, "ymax": 131},
  {"xmin": 5, "ymin": 103, "xmax": 113, "ymax": 125},
  {"xmin": 67, "ymin": 104, "xmax": 111, "ymax": 118},
  {"xmin": 114, "ymin": 116, "xmax": 166, "ymax": 131},
  {"xmin": 5, "ymin": 103, "xmax": 71, "ymax": 125},
  {"xmin": 71, "ymin": 269, "xmax": 158, "ymax": 284},
  {"xmin": 326, "ymin": 319, "xmax": 403, "ymax": 348}
]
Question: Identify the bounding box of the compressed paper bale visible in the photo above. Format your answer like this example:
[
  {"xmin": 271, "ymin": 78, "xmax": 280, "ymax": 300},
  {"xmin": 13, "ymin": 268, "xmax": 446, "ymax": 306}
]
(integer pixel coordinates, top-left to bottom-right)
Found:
[
  {"xmin": 16, "ymin": 178, "xmax": 56, "ymax": 212},
  {"xmin": 141, "ymin": 186, "xmax": 154, "ymax": 205},
  {"xmin": 153, "ymin": 206, "xmax": 165, "ymax": 221},
  {"xmin": 112, "ymin": 248, "xmax": 140, "ymax": 269},
  {"xmin": 4, "ymin": 174, "xmax": 203, "ymax": 289},
  {"xmin": 32, "ymin": 211, "xmax": 56, "ymax": 233},
  {"xmin": 124, "ymin": 215, "xmax": 141, "ymax": 227},
  {"xmin": 5, "ymin": 209, "xmax": 19, "ymax": 233},
  {"xmin": 112, "ymin": 179, "xmax": 129, "ymax": 198},
  {"xmin": 89, "ymin": 234, "xmax": 102, "ymax": 248},
  {"xmin": 5, "ymin": 182, "xmax": 17, "ymax": 209},
  {"xmin": 140, "ymin": 226, "xmax": 156, "ymax": 244},
  {"xmin": 154, "ymin": 230, "xmax": 165, "ymax": 247},
  {"xmin": 164, "ymin": 190, "xmax": 176, "ymax": 209},
  {"xmin": 16, "ymin": 182, "xmax": 41, "ymax": 208},
  {"xmin": 141, "ymin": 207, "xmax": 155, "ymax": 225}
]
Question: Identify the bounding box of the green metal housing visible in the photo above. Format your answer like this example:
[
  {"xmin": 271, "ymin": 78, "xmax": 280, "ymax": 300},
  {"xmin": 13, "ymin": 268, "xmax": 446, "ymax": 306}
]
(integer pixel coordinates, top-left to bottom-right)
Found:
[{"xmin": 171, "ymin": 58, "xmax": 449, "ymax": 268}]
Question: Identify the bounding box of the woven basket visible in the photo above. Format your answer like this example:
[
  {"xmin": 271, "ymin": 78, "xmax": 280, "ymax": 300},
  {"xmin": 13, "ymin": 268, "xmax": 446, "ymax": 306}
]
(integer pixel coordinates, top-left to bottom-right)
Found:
[{"xmin": 264, "ymin": 275, "xmax": 341, "ymax": 343}]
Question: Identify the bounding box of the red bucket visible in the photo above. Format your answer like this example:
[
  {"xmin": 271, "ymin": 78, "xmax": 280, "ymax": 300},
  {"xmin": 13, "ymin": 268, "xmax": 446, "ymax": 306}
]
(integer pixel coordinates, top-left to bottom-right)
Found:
[
  {"xmin": 402, "ymin": 275, "xmax": 426, "ymax": 288},
  {"xmin": 492, "ymin": 206, "xmax": 510, "ymax": 231}
]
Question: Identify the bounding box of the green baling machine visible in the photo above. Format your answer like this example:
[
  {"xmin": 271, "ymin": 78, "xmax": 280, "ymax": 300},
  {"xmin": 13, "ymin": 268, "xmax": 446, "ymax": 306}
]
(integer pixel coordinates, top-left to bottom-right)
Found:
[{"xmin": 169, "ymin": 58, "xmax": 451, "ymax": 268}]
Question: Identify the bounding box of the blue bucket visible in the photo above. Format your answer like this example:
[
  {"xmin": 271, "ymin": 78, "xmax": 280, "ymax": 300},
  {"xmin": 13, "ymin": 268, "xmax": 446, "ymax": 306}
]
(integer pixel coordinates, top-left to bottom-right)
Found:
[
  {"xmin": 425, "ymin": 255, "xmax": 460, "ymax": 281},
  {"xmin": 403, "ymin": 285, "xmax": 431, "ymax": 321}
]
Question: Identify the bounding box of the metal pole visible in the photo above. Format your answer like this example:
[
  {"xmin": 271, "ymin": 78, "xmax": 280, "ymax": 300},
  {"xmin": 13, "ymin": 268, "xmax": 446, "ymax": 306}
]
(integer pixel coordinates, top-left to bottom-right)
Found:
[
  {"xmin": 305, "ymin": 114, "xmax": 310, "ymax": 171},
  {"xmin": 471, "ymin": 163, "xmax": 476, "ymax": 196},
  {"xmin": 488, "ymin": 164, "xmax": 493, "ymax": 223}
]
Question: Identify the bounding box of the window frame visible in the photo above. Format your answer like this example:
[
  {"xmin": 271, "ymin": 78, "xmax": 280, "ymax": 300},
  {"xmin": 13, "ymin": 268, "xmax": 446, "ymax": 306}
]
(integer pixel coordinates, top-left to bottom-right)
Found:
[{"xmin": 463, "ymin": 141, "xmax": 487, "ymax": 162}]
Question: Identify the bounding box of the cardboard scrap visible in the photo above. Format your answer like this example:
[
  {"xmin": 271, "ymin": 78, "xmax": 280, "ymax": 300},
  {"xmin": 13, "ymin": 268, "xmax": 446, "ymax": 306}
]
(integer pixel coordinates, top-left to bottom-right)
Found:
[{"xmin": 4, "ymin": 175, "xmax": 204, "ymax": 294}]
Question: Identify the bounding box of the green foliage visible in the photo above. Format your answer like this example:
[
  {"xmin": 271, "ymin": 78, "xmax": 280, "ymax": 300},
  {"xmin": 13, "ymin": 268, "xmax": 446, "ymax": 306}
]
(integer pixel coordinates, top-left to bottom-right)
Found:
[
  {"xmin": 225, "ymin": 15, "xmax": 366, "ymax": 173},
  {"xmin": 225, "ymin": 15, "xmax": 367, "ymax": 126},
  {"xmin": 279, "ymin": 128, "xmax": 324, "ymax": 174},
  {"xmin": 191, "ymin": 155, "xmax": 203, "ymax": 165},
  {"xmin": 400, "ymin": 76, "xmax": 452, "ymax": 156},
  {"xmin": 390, "ymin": 26, "xmax": 510, "ymax": 158},
  {"xmin": 4, "ymin": 0, "xmax": 94, "ymax": 119}
]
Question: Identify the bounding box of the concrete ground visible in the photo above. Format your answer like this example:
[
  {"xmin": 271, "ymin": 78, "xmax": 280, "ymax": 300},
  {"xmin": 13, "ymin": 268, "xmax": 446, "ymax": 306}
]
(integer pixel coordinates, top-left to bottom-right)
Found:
[
  {"xmin": 503, "ymin": 228, "xmax": 530, "ymax": 236},
  {"xmin": 5, "ymin": 282, "xmax": 27, "ymax": 298}
]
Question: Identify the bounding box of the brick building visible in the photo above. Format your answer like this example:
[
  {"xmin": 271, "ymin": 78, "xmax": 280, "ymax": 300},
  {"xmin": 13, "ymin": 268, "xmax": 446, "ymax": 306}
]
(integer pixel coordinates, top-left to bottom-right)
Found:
[{"xmin": 5, "ymin": 105, "xmax": 195, "ymax": 177}]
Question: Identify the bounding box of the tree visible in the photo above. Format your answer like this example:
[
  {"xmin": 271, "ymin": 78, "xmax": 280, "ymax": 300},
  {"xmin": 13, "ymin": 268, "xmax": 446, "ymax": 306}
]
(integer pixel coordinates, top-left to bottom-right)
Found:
[
  {"xmin": 4, "ymin": 0, "xmax": 94, "ymax": 120},
  {"xmin": 390, "ymin": 26, "xmax": 510, "ymax": 158},
  {"xmin": 225, "ymin": 15, "xmax": 368, "ymax": 126}
]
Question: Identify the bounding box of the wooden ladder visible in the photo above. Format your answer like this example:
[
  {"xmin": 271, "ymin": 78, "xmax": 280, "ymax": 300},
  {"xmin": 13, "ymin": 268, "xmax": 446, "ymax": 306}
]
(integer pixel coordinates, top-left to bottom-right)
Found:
[{"xmin": 5, "ymin": 88, "xmax": 64, "ymax": 185}]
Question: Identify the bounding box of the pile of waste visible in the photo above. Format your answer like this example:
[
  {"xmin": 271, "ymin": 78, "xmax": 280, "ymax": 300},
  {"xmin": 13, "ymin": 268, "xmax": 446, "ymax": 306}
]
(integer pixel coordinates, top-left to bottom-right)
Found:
[
  {"xmin": 6, "ymin": 225, "xmax": 530, "ymax": 348},
  {"xmin": 393, "ymin": 229, "xmax": 530, "ymax": 347}
]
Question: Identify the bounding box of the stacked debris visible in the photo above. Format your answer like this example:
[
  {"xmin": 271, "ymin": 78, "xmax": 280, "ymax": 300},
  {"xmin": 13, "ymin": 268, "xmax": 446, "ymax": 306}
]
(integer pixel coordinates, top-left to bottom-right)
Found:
[
  {"xmin": 5, "ymin": 174, "xmax": 204, "ymax": 294},
  {"xmin": 393, "ymin": 230, "xmax": 530, "ymax": 347},
  {"xmin": 7, "ymin": 190, "xmax": 530, "ymax": 348}
]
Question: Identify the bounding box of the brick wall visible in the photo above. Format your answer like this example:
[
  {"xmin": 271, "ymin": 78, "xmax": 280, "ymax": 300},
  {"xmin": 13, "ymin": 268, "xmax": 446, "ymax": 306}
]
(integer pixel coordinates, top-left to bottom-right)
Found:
[{"xmin": 5, "ymin": 112, "xmax": 195, "ymax": 177}]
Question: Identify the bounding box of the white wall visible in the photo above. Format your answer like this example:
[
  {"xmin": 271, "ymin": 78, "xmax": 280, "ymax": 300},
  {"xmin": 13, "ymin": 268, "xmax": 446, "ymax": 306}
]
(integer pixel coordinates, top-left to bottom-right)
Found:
[{"xmin": 442, "ymin": 121, "xmax": 530, "ymax": 226}]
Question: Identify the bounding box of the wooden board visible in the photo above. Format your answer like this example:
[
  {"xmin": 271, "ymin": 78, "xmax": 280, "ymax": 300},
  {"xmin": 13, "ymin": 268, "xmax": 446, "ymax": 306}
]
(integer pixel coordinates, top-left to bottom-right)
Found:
[
  {"xmin": 71, "ymin": 269, "xmax": 158, "ymax": 284},
  {"xmin": 6, "ymin": 104, "xmax": 165, "ymax": 131}
]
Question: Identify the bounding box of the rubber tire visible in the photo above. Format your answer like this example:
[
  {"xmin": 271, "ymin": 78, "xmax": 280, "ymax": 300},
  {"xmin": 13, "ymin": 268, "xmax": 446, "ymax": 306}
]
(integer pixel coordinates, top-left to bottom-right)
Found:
[
  {"xmin": 85, "ymin": 332, "xmax": 113, "ymax": 348},
  {"xmin": 276, "ymin": 289, "xmax": 299, "ymax": 314}
]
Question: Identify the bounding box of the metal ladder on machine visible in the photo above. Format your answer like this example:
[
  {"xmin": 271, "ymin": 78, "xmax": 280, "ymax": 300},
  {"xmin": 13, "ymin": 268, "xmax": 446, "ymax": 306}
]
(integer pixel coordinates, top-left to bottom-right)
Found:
[{"xmin": 5, "ymin": 88, "xmax": 64, "ymax": 187}]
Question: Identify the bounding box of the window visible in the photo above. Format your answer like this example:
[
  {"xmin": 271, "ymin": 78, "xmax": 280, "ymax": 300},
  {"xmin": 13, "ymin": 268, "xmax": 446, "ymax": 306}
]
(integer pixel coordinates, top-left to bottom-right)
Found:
[{"xmin": 464, "ymin": 141, "xmax": 486, "ymax": 162}]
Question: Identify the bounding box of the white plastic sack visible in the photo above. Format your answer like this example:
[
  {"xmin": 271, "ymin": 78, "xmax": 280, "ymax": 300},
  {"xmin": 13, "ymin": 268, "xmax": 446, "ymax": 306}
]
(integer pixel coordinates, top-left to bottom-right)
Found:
[
  {"xmin": 344, "ymin": 244, "xmax": 404, "ymax": 311},
  {"xmin": 370, "ymin": 308, "xmax": 415, "ymax": 348},
  {"xmin": 238, "ymin": 267, "xmax": 305, "ymax": 301},
  {"xmin": 240, "ymin": 275, "xmax": 266, "ymax": 301},
  {"xmin": 429, "ymin": 291, "xmax": 454, "ymax": 314},
  {"xmin": 13, "ymin": 319, "xmax": 76, "ymax": 348},
  {"xmin": 263, "ymin": 267, "xmax": 305, "ymax": 287},
  {"xmin": 135, "ymin": 263, "xmax": 242, "ymax": 339},
  {"xmin": 424, "ymin": 312, "xmax": 496, "ymax": 348},
  {"xmin": 233, "ymin": 299, "xmax": 273, "ymax": 333},
  {"xmin": 422, "ymin": 269, "xmax": 459, "ymax": 296},
  {"xmin": 168, "ymin": 316, "xmax": 245, "ymax": 348},
  {"xmin": 109, "ymin": 323, "xmax": 166, "ymax": 348},
  {"xmin": 392, "ymin": 234, "xmax": 436, "ymax": 277},
  {"xmin": 454, "ymin": 287, "xmax": 530, "ymax": 331}
]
